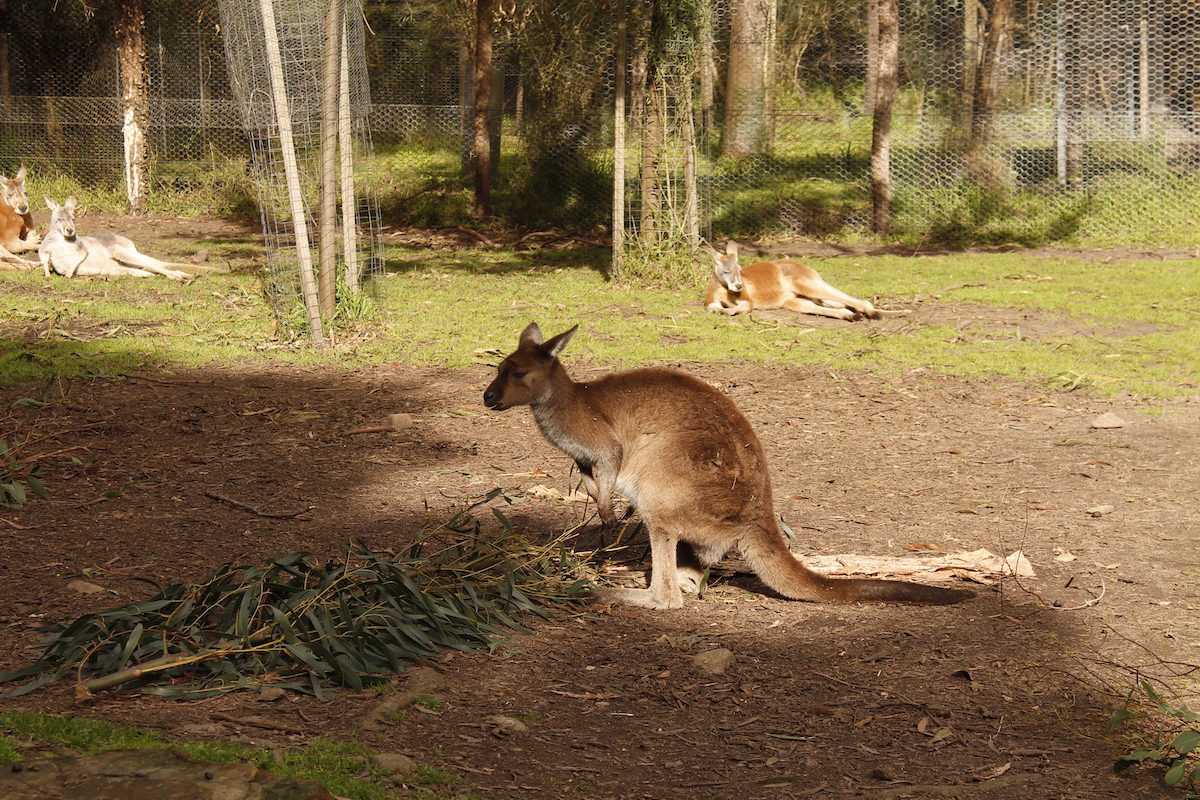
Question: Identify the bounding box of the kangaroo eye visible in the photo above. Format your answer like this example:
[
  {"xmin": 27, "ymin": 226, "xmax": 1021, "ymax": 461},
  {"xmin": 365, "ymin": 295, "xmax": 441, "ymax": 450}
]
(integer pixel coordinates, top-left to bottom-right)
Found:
[{"xmin": 511, "ymin": 371, "xmax": 527, "ymax": 379}]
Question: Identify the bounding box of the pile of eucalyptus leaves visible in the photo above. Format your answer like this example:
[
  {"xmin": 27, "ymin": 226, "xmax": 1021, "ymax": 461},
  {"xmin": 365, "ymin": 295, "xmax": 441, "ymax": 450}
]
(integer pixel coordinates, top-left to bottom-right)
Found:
[{"xmin": 0, "ymin": 493, "xmax": 588, "ymax": 699}]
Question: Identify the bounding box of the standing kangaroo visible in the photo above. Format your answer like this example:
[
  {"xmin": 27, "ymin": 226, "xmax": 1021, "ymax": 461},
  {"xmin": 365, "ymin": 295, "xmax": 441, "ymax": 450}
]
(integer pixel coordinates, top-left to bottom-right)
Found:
[
  {"xmin": 705, "ymin": 241, "xmax": 908, "ymax": 320},
  {"xmin": 40, "ymin": 196, "xmax": 216, "ymax": 281},
  {"xmin": 0, "ymin": 166, "xmax": 41, "ymax": 258},
  {"xmin": 483, "ymin": 323, "xmax": 972, "ymax": 610}
]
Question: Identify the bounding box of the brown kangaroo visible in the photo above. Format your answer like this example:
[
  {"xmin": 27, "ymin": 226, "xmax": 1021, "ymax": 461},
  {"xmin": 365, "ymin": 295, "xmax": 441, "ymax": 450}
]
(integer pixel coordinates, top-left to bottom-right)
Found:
[
  {"xmin": 483, "ymin": 322, "xmax": 973, "ymax": 610},
  {"xmin": 704, "ymin": 241, "xmax": 908, "ymax": 320},
  {"xmin": 0, "ymin": 166, "xmax": 41, "ymax": 259}
]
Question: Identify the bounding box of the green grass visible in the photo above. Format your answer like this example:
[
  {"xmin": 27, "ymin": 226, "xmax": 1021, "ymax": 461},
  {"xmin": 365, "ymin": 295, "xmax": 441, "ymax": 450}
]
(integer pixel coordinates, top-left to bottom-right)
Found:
[
  {"xmin": 0, "ymin": 710, "xmax": 461, "ymax": 799},
  {"xmin": 2, "ymin": 244, "xmax": 1199, "ymax": 401}
]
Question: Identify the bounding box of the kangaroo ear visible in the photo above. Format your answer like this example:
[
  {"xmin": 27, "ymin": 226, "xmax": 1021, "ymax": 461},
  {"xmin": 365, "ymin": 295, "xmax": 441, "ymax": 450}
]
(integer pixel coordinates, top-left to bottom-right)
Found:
[
  {"xmin": 15, "ymin": 166, "xmax": 26, "ymax": 181},
  {"xmin": 724, "ymin": 240, "xmax": 738, "ymax": 256},
  {"xmin": 44, "ymin": 196, "xmax": 58, "ymax": 211},
  {"xmin": 519, "ymin": 322, "xmax": 544, "ymax": 348},
  {"xmin": 543, "ymin": 325, "xmax": 578, "ymax": 359}
]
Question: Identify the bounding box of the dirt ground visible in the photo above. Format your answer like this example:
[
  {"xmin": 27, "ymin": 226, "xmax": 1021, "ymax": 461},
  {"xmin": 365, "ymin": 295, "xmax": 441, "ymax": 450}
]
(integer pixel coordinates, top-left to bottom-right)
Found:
[{"xmin": 1, "ymin": 216, "xmax": 1199, "ymax": 799}]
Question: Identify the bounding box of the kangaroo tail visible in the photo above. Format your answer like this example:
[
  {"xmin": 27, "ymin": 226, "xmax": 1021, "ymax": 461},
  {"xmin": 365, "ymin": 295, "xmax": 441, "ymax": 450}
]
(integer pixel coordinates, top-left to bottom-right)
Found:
[{"xmin": 744, "ymin": 531, "xmax": 974, "ymax": 605}]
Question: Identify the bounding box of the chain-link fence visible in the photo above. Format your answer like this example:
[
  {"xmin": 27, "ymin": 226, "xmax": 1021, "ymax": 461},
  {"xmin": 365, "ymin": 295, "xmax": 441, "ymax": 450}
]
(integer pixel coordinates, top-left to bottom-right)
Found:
[
  {"xmin": 2, "ymin": 0, "xmax": 1199, "ymax": 273},
  {"xmin": 218, "ymin": 0, "xmax": 381, "ymax": 343}
]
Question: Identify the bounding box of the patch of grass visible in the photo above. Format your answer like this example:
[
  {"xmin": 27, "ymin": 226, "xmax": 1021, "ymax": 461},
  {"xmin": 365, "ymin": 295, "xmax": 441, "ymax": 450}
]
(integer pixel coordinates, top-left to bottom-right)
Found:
[
  {"xmin": 3, "ymin": 245, "xmax": 1198, "ymax": 401},
  {"xmin": 413, "ymin": 695, "xmax": 446, "ymax": 711},
  {"xmin": 0, "ymin": 711, "xmax": 400, "ymax": 800},
  {"xmin": 408, "ymin": 763, "xmax": 461, "ymax": 787}
]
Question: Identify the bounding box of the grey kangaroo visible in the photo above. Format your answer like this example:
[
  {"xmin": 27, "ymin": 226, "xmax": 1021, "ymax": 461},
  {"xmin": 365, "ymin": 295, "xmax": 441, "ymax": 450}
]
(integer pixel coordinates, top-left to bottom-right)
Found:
[
  {"xmin": 40, "ymin": 196, "xmax": 218, "ymax": 281},
  {"xmin": 483, "ymin": 322, "xmax": 973, "ymax": 610}
]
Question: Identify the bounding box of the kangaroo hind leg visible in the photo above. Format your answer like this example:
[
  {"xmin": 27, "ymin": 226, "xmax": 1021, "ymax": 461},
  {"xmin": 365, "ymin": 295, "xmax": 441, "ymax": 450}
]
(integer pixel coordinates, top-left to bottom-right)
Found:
[
  {"xmin": 591, "ymin": 524, "xmax": 685, "ymax": 610},
  {"xmin": 782, "ymin": 296, "xmax": 856, "ymax": 320}
]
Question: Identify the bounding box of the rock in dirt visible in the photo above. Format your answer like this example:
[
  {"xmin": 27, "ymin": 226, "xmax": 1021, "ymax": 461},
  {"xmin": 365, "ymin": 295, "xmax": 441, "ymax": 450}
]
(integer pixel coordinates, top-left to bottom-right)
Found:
[
  {"xmin": 1087, "ymin": 504, "xmax": 1116, "ymax": 517},
  {"xmin": 371, "ymin": 752, "xmax": 417, "ymax": 775},
  {"xmin": 1090, "ymin": 412, "xmax": 1126, "ymax": 429},
  {"xmin": 65, "ymin": 580, "xmax": 106, "ymax": 595},
  {"xmin": 485, "ymin": 715, "xmax": 529, "ymax": 736},
  {"xmin": 691, "ymin": 648, "xmax": 736, "ymax": 675},
  {"xmin": 0, "ymin": 748, "xmax": 334, "ymax": 800}
]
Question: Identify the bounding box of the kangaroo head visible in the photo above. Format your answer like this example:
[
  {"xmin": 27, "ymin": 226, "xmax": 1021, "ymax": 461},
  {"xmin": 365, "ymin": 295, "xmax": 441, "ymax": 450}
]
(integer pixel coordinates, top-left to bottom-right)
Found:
[
  {"xmin": 483, "ymin": 322, "xmax": 577, "ymax": 410},
  {"xmin": 707, "ymin": 240, "xmax": 744, "ymax": 292},
  {"xmin": 45, "ymin": 195, "xmax": 78, "ymax": 240},
  {"xmin": 0, "ymin": 166, "xmax": 30, "ymax": 215}
]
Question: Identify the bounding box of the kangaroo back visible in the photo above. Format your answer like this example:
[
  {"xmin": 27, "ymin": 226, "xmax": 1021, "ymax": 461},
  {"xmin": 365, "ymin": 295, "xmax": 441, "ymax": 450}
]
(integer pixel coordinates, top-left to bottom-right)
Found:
[
  {"xmin": 484, "ymin": 322, "xmax": 972, "ymax": 610},
  {"xmin": 0, "ymin": 166, "xmax": 40, "ymax": 254}
]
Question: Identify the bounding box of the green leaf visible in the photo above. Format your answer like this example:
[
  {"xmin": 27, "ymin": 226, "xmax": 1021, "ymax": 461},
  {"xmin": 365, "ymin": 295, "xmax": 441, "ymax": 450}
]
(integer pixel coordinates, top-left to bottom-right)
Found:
[
  {"xmin": 1164, "ymin": 758, "xmax": 1186, "ymax": 786},
  {"xmin": 1171, "ymin": 729, "xmax": 1200, "ymax": 756},
  {"xmin": 116, "ymin": 623, "xmax": 145, "ymax": 670},
  {"xmin": 1107, "ymin": 708, "xmax": 1136, "ymax": 730},
  {"xmin": 24, "ymin": 474, "xmax": 47, "ymax": 499}
]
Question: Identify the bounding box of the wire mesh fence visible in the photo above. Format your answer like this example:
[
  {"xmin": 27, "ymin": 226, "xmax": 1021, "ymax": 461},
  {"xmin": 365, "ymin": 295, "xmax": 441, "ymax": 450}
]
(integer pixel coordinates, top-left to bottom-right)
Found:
[
  {"xmin": 218, "ymin": 0, "xmax": 381, "ymax": 341},
  {"xmin": 2, "ymin": 0, "xmax": 1199, "ymax": 289}
]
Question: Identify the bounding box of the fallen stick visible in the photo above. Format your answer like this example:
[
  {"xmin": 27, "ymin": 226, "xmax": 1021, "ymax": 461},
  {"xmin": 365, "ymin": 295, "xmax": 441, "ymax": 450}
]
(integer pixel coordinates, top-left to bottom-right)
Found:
[
  {"xmin": 211, "ymin": 712, "xmax": 304, "ymax": 734},
  {"xmin": 204, "ymin": 490, "xmax": 311, "ymax": 519},
  {"xmin": 119, "ymin": 373, "xmax": 214, "ymax": 386}
]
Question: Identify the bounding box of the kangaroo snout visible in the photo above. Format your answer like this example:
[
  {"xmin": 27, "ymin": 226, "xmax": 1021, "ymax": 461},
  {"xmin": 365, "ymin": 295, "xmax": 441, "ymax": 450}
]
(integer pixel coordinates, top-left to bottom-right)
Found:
[{"xmin": 482, "ymin": 381, "xmax": 507, "ymax": 410}]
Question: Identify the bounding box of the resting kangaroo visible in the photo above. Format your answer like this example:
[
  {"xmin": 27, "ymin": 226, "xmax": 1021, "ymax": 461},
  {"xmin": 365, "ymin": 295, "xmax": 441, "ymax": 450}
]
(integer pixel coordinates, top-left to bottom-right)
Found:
[
  {"xmin": 1, "ymin": 166, "xmax": 41, "ymax": 259},
  {"xmin": 705, "ymin": 241, "xmax": 908, "ymax": 320},
  {"xmin": 483, "ymin": 322, "xmax": 973, "ymax": 610},
  {"xmin": 40, "ymin": 196, "xmax": 216, "ymax": 281}
]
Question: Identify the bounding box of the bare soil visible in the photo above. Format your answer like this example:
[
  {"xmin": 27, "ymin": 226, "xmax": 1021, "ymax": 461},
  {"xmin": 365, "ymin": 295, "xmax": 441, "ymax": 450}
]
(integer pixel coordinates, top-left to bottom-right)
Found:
[{"xmin": 1, "ymin": 216, "xmax": 1198, "ymax": 799}]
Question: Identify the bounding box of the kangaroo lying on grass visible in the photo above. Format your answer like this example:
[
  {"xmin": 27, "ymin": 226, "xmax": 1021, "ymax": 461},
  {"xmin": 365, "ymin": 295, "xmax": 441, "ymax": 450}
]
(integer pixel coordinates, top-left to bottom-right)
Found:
[
  {"xmin": 1, "ymin": 166, "xmax": 41, "ymax": 266},
  {"xmin": 40, "ymin": 196, "xmax": 218, "ymax": 281},
  {"xmin": 484, "ymin": 322, "xmax": 973, "ymax": 610},
  {"xmin": 705, "ymin": 241, "xmax": 909, "ymax": 320}
]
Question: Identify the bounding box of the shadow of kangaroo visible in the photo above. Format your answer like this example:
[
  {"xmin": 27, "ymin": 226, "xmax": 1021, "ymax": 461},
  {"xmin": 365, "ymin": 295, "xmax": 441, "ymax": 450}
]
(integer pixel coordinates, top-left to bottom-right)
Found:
[
  {"xmin": 484, "ymin": 322, "xmax": 973, "ymax": 610},
  {"xmin": 705, "ymin": 240, "xmax": 909, "ymax": 320}
]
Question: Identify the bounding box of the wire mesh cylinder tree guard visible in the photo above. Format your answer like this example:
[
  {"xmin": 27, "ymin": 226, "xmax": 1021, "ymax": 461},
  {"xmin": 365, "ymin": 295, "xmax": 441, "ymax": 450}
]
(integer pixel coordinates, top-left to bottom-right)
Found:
[{"xmin": 218, "ymin": 0, "xmax": 380, "ymax": 346}]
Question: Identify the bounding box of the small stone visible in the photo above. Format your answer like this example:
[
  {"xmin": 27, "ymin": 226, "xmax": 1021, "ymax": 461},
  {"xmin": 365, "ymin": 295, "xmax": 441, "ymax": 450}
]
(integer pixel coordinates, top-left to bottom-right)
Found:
[
  {"xmin": 371, "ymin": 753, "xmax": 417, "ymax": 775},
  {"xmin": 191, "ymin": 249, "xmax": 209, "ymax": 264},
  {"xmin": 66, "ymin": 580, "xmax": 106, "ymax": 595},
  {"xmin": 691, "ymin": 647, "xmax": 736, "ymax": 675},
  {"xmin": 256, "ymin": 686, "xmax": 287, "ymax": 701},
  {"xmin": 1090, "ymin": 412, "xmax": 1125, "ymax": 429},
  {"xmin": 486, "ymin": 715, "xmax": 529, "ymax": 736},
  {"xmin": 388, "ymin": 413, "xmax": 414, "ymax": 430},
  {"xmin": 1087, "ymin": 505, "xmax": 1115, "ymax": 517}
]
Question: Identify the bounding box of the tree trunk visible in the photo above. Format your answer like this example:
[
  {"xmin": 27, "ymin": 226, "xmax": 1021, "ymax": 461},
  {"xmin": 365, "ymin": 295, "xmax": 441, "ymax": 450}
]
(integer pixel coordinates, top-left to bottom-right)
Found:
[
  {"xmin": 723, "ymin": 0, "xmax": 771, "ymax": 157},
  {"xmin": 117, "ymin": 0, "xmax": 150, "ymax": 212},
  {"xmin": 967, "ymin": 0, "xmax": 1014, "ymax": 182},
  {"xmin": 638, "ymin": 85, "xmax": 664, "ymax": 245},
  {"xmin": 318, "ymin": 0, "xmax": 342, "ymax": 322},
  {"xmin": 473, "ymin": 0, "xmax": 495, "ymax": 218},
  {"xmin": 870, "ymin": 0, "xmax": 898, "ymax": 235}
]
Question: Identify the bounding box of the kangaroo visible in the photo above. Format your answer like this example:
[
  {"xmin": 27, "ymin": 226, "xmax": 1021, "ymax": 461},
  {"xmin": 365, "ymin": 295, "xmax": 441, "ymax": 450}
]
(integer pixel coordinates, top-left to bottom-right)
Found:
[
  {"xmin": 704, "ymin": 241, "xmax": 908, "ymax": 320},
  {"xmin": 0, "ymin": 166, "xmax": 41, "ymax": 257},
  {"xmin": 39, "ymin": 196, "xmax": 217, "ymax": 281},
  {"xmin": 483, "ymin": 322, "xmax": 973, "ymax": 610}
]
